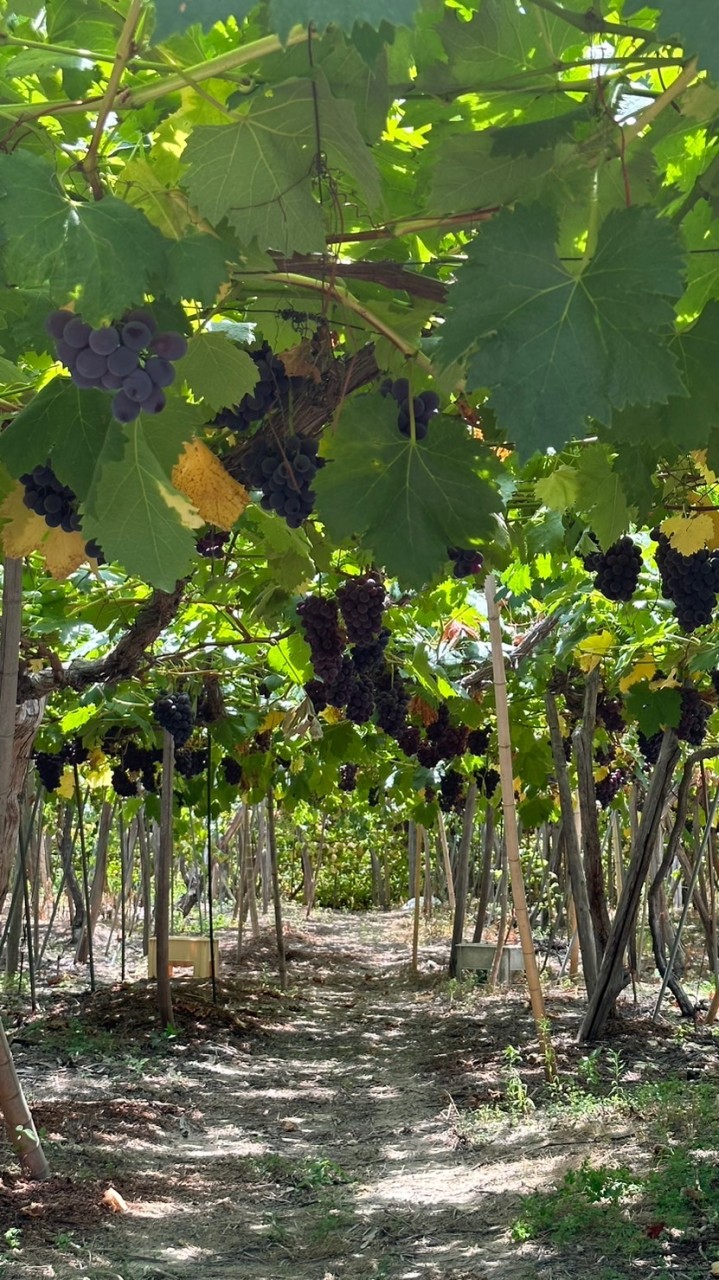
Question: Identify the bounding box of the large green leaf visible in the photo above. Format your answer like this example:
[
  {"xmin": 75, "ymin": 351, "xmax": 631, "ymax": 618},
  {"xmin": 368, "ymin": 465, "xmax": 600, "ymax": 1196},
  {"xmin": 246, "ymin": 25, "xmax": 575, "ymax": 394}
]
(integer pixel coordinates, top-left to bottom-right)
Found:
[
  {"xmin": 163, "ymin": 233, "xmax": 229, "ymax": 305},
  {"xmin": 0, "ymin": 154, "xmax": 168, "ymax": 326},
  {"xmin": 574, "ymin": 447, "xmax": 632, "ymax": 549},
  {"xmin": 427, "ymin": 135, "xmax": 549, "ymax": 215},
  {"xmin": 181, "ymin": 72, "xmax": 380, "ymax": 254},
  {"xmin": 152, "ymin": 0, "xmax": 418, "ymax": 43},
  {"xmin": 313, "ymin": 395, "xmax": 501, "ymax": 589},
  {"xmin": 0, "ymin": 377, "xmax": 120, "ymax": 499},
  {"xmin": 176, "ymin": 332, "xmax": 258, "ymax": 410},
  {"xmin": 81, "ymin": 423, "xmax": 198, "ymax": 590},
  {"xmin": 623, "ymin": 682, "xmax": 681, "ymax": 739},
  {"xmin": 439, "ymin": 205, "xmax": 686, "ymax": 458}
]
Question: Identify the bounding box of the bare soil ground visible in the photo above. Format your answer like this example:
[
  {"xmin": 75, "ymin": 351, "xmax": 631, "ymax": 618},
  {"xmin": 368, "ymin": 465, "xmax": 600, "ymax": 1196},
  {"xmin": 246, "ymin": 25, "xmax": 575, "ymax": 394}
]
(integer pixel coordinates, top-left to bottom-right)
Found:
[{"xmin": 3, "ymin": 909, "xmax": 719, "ymax": 1280}]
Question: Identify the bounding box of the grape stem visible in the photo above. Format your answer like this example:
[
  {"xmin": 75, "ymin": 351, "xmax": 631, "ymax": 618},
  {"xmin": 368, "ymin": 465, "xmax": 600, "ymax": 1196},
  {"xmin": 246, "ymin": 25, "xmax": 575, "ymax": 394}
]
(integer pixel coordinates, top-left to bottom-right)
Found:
[{"xmin": 82, "ymin": 0, "xmax": 145, "ymax": 200}]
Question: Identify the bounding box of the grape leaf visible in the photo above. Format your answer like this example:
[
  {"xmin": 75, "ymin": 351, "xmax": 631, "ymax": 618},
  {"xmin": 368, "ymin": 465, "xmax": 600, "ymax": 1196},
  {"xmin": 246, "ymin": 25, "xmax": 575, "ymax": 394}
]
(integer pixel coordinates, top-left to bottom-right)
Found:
[
  {"xmin": 163, "ymin": 234, "xmax": 229, "ymax": 305},
  {"xmin": 181, "ymin": 72, "xmax": 380, "ymax": 254},
  {"xmin": 152, "ymin": 0, "xmax": 418, "ymax": 43},
  {"xmin": 138, "ymin": 398, "xmax": 209, "ymax": 473},
  {"xmin": 427, "ymin": 136, "xmax": 549, "ymax": 216},
  {"xmin": 574, "ymin": 447, "xmax": 632, "ymax": 549},
  {"xmin": 624, "ymin": 0, "xmax": 719, "ymax": 81},
  {"xmin": 534, "ymin": 466, "xmax": 583, "ymax": 512},
  {"xmin": 313, "ymin": 396, "xmax": 501, "ymax": 589},
  {"xmin": 177, "ymin": 332, "xmax": 258, "ymax": 410},
  {"xmin": 438, "ymin": 205, "xmax": 686, "ymax": 458},
  {"xmin": 81, "ymin": 423, "xmax": 200, "ymax": 590},
  {"xmin": 623, "ymin": 682, "xmax": 681, "ymax": 739},
  {"xmin": 0, "ymin": 154, "xmax": 168, "ymax": 326},
  {"xmin": 0, "ymin": 377, "xmax": 121, "ymax": 500}
]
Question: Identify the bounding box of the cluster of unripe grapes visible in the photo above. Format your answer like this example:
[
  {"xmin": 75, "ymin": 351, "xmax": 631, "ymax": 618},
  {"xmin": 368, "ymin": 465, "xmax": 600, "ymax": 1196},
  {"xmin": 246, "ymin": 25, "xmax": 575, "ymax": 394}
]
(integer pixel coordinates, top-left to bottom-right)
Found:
[
  {"xmin": 583, "ymin": 536, "xmax": 642, "ymax": 602},
  {"xmin": 46, "ymin": 308, "xmax": 186, "ymax": 424},
  {"xmin": 380, "ymin": 378, "xmax": 439, "ymax": 440}
]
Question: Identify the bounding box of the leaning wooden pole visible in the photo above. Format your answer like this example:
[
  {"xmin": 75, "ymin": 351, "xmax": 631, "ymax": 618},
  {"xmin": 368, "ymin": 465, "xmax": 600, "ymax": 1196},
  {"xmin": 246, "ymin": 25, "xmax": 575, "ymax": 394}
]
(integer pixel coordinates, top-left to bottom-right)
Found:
[
  {"xmin": 156, "ymin": 730, "xmax": 175, "ymax": 1029},
  {"xmin": 485, "ymin": 574, "xmax": 555, "ymax": 1079}
]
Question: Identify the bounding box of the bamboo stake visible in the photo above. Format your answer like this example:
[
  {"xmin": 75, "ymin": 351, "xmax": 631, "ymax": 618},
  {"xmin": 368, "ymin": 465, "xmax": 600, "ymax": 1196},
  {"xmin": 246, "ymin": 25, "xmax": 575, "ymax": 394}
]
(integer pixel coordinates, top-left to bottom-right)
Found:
[
  {"xmin": 437, "ymin": 810, "xmax": 456, "ymax": 910},
  {"xmin": 485, "ymin": 574, "xmax": 555, "ymax": 1078}
]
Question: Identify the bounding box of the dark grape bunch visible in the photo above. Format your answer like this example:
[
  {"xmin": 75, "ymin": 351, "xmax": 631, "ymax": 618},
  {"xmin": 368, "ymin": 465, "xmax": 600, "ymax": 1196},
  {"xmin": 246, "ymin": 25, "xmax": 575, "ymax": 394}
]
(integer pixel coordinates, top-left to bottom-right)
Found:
[
  {"xmin": 374, "ymin": 669, "xmax": 410, "ymax": 738},
  {"xmin": 213, "ymin": 342, "xmax": 300, "ymax": 432},
  {"xmin": 153, "ymin": 692, "xmax": 194, "ymax": 747},
  {"xmin": 61, "ymin": 738, "xmax": 89, "ymax": 766},
  {"xmin": 111, "ymin": 767, "xmax": 139, "ymax": 798},
  {"xmin": 174, "ymin": 748, "xmax": 208, "ymax": 779},
  {"xmin": 352, "ymin": 628, "xmax": 390, "ymax": 675},
  {"xmin": 304, "ymin": 677, "xmax": 328, "ymax": 712},
  {"xmin": 475, "ymin": 766, "xmax": 500, "ymax": 798},
  {"xmin": 196, "ymin": 530, "xmax": 227, "ymax": 559},
  {"xmin": 468, "ymin": 728, "xmax": 491, "ymax": 756},
  {"xmin": 596, "ymin": 693, "xmax": 624, "ymax": 735},
  {"xmin": 324, "ymin": 656, "xmax": 355, "ymax": 709},
  {"xmin": 339, "ymin": 763, "xmax": 358, "ymax": 792},
  {"xmin": 638, "ymin": 730, "xmax": 663, "ymax": 766},
  {"xmin": 439, "ymin": 768, "xmax": 465, "ymax": 812},
  {"xmin": 222, "ymin": 757, "xmax": 244, "ymax": 786},
  {"xmin": 653, "ymin": 530, "xmax": 719, "ymax": 632},
  {"xmin": 241, "ymin": 434, "xmax": 323, "ymax": 528},
  {"xmin": 34, "ymin": 751, "xmax": 64, "ymax": 792},
  {"xmin": 45, "ymin": 308, "xmax": 186, "ymax": 424},
  {"xmin": 336, "ymin": 573, "xmax": 385, "ymax": 645},
  {"xmin": 380, "ymin": 378, "xmax": 440, "ymax": 440},
  {"xmin": 345, "ymin": 673, "xmax": 375, "ymax": 725},
  {"xmin": 677, "ymin": 684, "xmax": 712, "ymax": 746},
  {"xmin": 426, "ymin": 704, "xmax": 469, "ymax": 761},
  {"xmin": 21, "ymin": 463, "xmax": 104, "ymax": 563},
  {"xmin": 448, "ymin": 547, "xmax": 484, "ymax": 579},
  {"xmin": 583, "ymin": 536, "xmax": 642, "ymax": 602},
  {"xmin": 297, "ymin": 595, "xmax": 345, "ymax": 683},
  {"xmin": 595, "ymin": 767, "xmax": 628, "ymax": 807}
]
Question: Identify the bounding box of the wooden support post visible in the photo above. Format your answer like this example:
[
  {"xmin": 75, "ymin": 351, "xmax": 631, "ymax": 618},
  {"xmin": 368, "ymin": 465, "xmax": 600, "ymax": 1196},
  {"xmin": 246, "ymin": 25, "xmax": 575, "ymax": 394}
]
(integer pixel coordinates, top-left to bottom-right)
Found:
[
  {"xmin": 411, "ymin": 822, "xmax": 422, "ymax": 973},
  {"xmin": 485, "ymin": 574, "xmax": 555, "ymax": 1078},
  {"xmin": 156, "ymin": 730, "xmax": 174, "ymax": 1029},
  {"xmin": 437, "ymin": 810, "xmax": 456, "ymax": 911}
]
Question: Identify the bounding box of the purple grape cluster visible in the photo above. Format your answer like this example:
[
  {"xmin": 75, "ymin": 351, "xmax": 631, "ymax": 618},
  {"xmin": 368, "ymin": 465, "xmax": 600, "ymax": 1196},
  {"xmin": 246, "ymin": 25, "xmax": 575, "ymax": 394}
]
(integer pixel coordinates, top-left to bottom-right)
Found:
[
  {"xmin": 653, "ymin": 530, "xmax": 719, "ymax": 632},
  {"xmin": 374, "ymin": 670, "xmax": 410, "ymax": 738},
  {"xmin": 638, "ymin": 730, "xmax": 663, "ymax": 766},
  {"xmin": 583, "ymin": 536, "xmax": 642, "ymax": 602},
  {"xmin": 213, "ymin": 342, "xmax": 299, "ymax": 432},
  {"xmin": 337, "ymin": 573, "xmax": 385, "ymax": 644},
  {"xmin": 339, "ymin": 763, "xmax": 358, "ymax": 792},
  {"xmin": 196, "ymin": 530, "xmax": 227, "ymax": 559},
  {"xmin": 475, "ymin": 766, "xmax": 500, "ymax": 798},
  {"xmin": 297, "ymin": 596, "xmax": 345, "ymax": 683},
  {"xmin": 380, "ymin": 378, "xmax": 440, "ymax": 440},
  {"xmin": 677, "ymin": 685, "xmax": 712, "ymax": 746},
  {"xmin": 241, "ymin": 434, "xmax": 322, "ymax": 528},
  {"xmin": 153, "ymin": 692, "xmax": 194, "ymax": 747},
  {"xmin": 174, "ymin": 748, "xmax": 209, "ymax": 779},
  {"xmin": 345, "ymin": 674, "xmax": 375, "ymax": 725},
  {"xmin": 20, "ymin": 463, "xmax": 104, "ymax": 563},
  {"xmin": 448, "ymin": 547, "xmax": 484, "ymax": 579},
  {"xmin": 595, "ymin": 768, "xmax": 628, "ymax": 808},
  {"xmin": 45, "ymin": 308, "xmax": 186, "ymax": 424},
  {"xmin": 34, "ymin": 752, "xmax": 64, "ymax": 792},
  {"xmin": 468, "ymin": 728, "xmax": 491, "ymax": 756},
  {"xmin": 222, "ymin": 757, "xmax": 244, "ymax": 786},
  {"xmin": 439, "ymin": 768, "xmax": 465, "ymax": 812}
]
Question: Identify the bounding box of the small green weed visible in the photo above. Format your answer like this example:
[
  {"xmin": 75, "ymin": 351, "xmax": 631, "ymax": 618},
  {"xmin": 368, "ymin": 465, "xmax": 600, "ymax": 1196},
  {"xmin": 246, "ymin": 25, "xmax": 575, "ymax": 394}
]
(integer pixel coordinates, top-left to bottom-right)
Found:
[{"xmin": 3, "ymin": 1228, "xmax": 21, "ymax": 1253}]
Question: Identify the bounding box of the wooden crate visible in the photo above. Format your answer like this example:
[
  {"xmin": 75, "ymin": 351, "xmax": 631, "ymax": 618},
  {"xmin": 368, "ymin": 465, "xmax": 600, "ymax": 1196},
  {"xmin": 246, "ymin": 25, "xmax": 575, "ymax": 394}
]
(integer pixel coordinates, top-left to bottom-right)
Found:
[
  {"xmin": 454, "ymin": 942, "xmax": 524, "ymax": 985},
  {"xmin": 147, "ymin": 935, "xmax": 220, "ymax": 980}
]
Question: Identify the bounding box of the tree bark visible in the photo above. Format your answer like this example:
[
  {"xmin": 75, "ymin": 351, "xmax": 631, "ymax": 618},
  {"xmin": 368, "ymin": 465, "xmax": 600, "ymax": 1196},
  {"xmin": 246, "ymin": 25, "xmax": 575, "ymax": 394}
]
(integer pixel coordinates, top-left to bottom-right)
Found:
[
  {"xmin": 58, "ymin": 803, "xmax": 83, "ymax": 936},
  {"xmin": 647, "ymin": 755, "xmax": 698, "ymax": 1018},
  {"xmin": 75, "ymin": 798, "xmax": 114, "ymax": 964},
  {"xmin": 545, "ymin": 691, "xmax": 598, "ymax": 994},
  {"xmin": 579, "ymin": 730, "xmax": 681, "ymax": 1043},
  {"xmin": 0, "ymin": 1019, "xmax": 49, "ymax": 1179}
]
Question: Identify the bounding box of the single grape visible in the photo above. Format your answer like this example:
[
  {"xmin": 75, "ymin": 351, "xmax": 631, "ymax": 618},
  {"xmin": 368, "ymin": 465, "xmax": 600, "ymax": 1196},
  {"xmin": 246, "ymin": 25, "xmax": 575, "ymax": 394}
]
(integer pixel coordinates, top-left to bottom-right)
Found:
[
  {"xmin": 140, "ymin": 386, "xmax": 166, "ymax": 414},
  {"xmin": 107, "ymin": 346, "xmax": 139, "ymax": 377},
  {"xmin": 64, "ymin": 317, "xmax": 92, "ymax": 349},
  {"xmin": 45, "ymin": 310, "xmax": 72, "ymax": 339},
  {"xmin": 76, "ymin": 348, "xmax": 107, "ymax": 379},
  {"xmin": 101, "ymin": 371, "xmax": 123, "ymax": 390},
  {"xmin": 55, "ymin": 340, "xmax": 77, "ymax": 367},
  {"xmin": 72, "ymin": 371, "xmax": 102, "ymax": 389},
  {"xmin": 123, "ymin": 369, "xmax": 153, "ymax": 403},
  {"xmin": 88, "ymin": 326, "xmax": 120, "ymax": 355},
  {"xmin": 149, "ymin": 331, "xmax": 188, "ymax": 361},
  {"xmin": 419, "ymin": 389, "xmax": 440, "ymax": 413},
  {"xmin": 123, "ymin": 308, "xmax": 157, "ymax": 334},
  {"xmin": 145, "ymin": 356, "xmax": 175, "ymax": 388},
  {"xmin": 121, "ymin": 320, "xmax": 152, "ymax": 351},
  {"xmin": 112, "ymin": 391, "xmax": 141, "ymax": 424}
]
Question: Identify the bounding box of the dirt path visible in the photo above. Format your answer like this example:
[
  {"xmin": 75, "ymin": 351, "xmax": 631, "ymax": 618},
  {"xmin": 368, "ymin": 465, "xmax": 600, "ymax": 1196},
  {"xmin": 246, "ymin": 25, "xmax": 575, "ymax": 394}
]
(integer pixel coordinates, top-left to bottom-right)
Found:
[{"xmin": 5, "ymin": 910, "xmax": 711, "ymax": 1280}]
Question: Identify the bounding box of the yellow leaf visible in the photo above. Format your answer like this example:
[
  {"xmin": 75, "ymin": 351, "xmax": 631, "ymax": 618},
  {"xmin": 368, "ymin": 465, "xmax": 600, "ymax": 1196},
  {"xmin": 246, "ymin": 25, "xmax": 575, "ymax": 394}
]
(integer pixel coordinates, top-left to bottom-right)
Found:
[
  {"xmin": 320, "ymin": 706, "xmax": 343, "ymax": 724},
  {"xmin": 56, "ymin": 768, "xmax": 75, "ymax": 799},
  {"xmin": 172, "ymin": 438, "xmax": 250, "ymax": 530},
  {"xmin": 42, "ymin": 527, "xmax": 88, "ymax": 579},
  {"xmin": 693, "ymin": 449, "xmax": 717, "ymax": 484},
  {"xmin": 575, "ymin": 630, "xmax": 615, "ymax": 673},
  {"xmin": 619, "ymin": 657, "xmax": 656, "ymax": 694},
  {"xmin": 661, "ymin": 512, "xmax": 714, "ymax": 555},
  {"xmin": 86, "ymin": 749, "xmax": 112, "ymax": 789},
  {"xmin": 260, "ymin": 709, "xmax": 284, "ymax": 732}
]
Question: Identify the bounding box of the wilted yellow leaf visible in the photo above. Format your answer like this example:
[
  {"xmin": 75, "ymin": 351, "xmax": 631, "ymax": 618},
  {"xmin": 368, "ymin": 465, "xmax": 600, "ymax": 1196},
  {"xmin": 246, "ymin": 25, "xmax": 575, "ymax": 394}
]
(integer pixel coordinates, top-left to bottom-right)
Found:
[
  {"xmin": 661, "ymin": 512, "xmax": 714, "ymax": 556},
  {"xmin": 320, "ymin": 706, "xmax": 343, "ymax": 725},
  {"xmin": 575, "ymin": 630, "xmax": 615, "ymax": 672},
  {"xmin": 619, "ymin": 657, "xmax": 656, "ymax": 694},
  {"xmin": 42, "ymin": 527, "xmax": 88, "ymax": 579},
  {"xmin": 172, "ymin": 438, "xmax": 250, "ymax": 530},
  {"xmin": 86, "ymin": 749, "xmax": 112, "ymax": 789},
  {"xmin": 260, "ymin": 709, "xmax": 284, "ymax": 732},
  {"xmin": 692, "ymin": 450, "xmax": 717, "ymax": 484}
]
